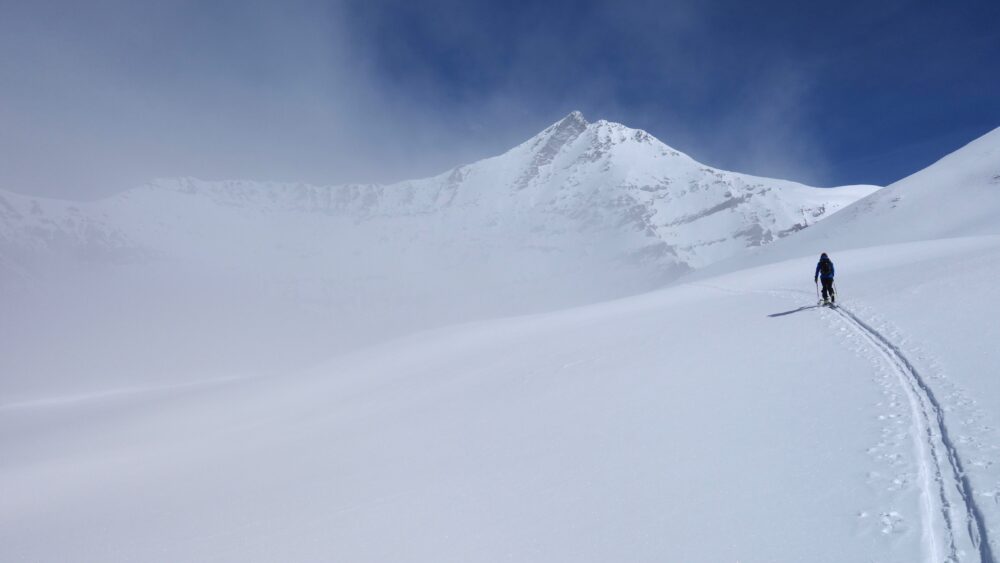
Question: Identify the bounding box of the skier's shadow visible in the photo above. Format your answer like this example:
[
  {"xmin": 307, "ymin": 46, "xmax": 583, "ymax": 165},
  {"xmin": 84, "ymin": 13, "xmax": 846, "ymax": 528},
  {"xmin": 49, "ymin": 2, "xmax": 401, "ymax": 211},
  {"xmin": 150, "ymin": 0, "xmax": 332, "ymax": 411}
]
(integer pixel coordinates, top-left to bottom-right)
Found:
[{"xmin": 767, "ymin": 305, "xmax": 820, "ymax": 318}]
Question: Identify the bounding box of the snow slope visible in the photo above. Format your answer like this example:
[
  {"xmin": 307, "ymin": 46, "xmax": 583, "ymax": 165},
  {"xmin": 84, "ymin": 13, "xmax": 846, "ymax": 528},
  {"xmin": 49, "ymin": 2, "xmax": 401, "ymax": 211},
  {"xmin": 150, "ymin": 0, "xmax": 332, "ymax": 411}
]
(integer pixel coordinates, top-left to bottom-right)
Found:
[
  {"xmin": 795, "ymin": 125, "xmax": 1000, "ymax": 246},
  {"xmin": 693, "ymin": 126, "xmax": 1000, "ymax": 277},
  {"xmin": 4, "ymin": 237, "xmax": 999, "ymax": 562}
]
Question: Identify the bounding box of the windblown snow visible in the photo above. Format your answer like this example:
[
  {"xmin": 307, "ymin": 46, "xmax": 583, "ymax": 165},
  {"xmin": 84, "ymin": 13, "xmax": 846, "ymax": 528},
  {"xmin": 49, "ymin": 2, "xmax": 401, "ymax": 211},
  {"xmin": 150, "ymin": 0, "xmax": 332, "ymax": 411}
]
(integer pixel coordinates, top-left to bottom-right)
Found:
[{"xmin": 3, "ymin": 116, "xmax": 999, "ymax": 562}]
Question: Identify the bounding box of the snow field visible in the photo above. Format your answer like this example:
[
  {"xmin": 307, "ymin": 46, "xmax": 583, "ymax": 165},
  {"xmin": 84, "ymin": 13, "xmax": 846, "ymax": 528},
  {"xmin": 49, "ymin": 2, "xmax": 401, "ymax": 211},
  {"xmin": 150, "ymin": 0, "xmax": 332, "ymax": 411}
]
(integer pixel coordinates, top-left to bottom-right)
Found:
[{"xmin": 10, "ymin": 242, "xmax": 992, "ymax": 561}]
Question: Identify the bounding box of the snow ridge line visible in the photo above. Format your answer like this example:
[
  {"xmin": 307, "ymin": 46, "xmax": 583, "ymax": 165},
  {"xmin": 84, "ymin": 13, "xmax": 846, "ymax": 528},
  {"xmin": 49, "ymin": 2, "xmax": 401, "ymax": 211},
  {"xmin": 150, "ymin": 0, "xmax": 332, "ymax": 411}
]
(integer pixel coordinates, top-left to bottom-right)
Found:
[{"xmin": 834, "ymin": 305, "xmax": 994, "ymax": 563}]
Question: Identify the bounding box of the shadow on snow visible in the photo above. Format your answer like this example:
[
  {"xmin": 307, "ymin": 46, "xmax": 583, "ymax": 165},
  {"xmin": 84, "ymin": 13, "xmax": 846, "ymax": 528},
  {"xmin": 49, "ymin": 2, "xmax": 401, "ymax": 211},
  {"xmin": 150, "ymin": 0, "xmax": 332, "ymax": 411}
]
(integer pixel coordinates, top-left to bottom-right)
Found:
[{"xmin": 767, "ymin": 305, "xmax": 822, "ymax": 318}]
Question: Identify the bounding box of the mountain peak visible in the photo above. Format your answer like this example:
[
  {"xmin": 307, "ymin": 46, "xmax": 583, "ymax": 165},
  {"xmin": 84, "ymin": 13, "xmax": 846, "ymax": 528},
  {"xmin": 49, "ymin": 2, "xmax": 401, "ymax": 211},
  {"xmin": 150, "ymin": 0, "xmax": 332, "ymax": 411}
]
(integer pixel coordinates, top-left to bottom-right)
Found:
[
  {"xmin": 562, "ymin": 110, "xmax": 588, "ymax": 126},
  {"xmin": 541, "ymin": 111, "xmax": 589, "ymax": 138}
]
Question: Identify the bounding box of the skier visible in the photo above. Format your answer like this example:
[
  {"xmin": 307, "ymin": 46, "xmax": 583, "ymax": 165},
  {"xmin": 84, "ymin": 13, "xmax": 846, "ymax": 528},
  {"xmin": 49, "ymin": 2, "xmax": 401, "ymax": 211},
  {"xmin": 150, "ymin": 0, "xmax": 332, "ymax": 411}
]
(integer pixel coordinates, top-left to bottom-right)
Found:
[{"xmin": 814, "ymin": 252, "xmax": 835, "ymax": 305}]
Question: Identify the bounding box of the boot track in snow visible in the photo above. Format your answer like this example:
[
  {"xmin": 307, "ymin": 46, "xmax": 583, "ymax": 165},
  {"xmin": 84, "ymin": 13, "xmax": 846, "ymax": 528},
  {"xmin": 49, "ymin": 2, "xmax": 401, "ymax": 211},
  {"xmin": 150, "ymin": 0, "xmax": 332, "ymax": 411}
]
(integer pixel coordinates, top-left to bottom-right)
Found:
[{"xmin": 833, "ymin": 305, "xmax": 994, "ymax": 563}]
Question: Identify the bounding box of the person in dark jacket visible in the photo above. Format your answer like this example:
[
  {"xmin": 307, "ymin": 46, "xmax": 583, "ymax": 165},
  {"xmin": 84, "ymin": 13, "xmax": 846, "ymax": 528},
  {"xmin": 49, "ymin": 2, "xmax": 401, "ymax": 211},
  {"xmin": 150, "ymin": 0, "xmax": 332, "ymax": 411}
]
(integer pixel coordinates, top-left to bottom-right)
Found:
[{"xmin": 814, "ymin": 253, "xmax": 835, "ymax": 304}]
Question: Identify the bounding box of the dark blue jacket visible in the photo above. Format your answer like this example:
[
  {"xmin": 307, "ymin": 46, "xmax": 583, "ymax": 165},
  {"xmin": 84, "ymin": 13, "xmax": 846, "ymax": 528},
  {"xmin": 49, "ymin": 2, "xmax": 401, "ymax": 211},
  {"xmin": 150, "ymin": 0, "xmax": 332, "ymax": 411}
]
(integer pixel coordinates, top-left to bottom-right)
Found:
[{"xmin": 815, "ymin": 257, "xmax": 835, "ymax": 280}]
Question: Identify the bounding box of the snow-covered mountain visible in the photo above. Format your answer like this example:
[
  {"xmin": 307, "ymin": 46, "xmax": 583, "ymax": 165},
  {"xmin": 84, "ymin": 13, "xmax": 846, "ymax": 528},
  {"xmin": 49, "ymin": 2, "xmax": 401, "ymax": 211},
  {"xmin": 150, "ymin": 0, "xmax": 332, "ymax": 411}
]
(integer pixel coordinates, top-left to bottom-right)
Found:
[
  {"xmin": 0, "ymin": 112, "xmax": 876, "ymax": 397},
  {"xmin": 4, "ymin": 124, "xmax": 1000, "ymax": 562},
  {"xmin": 0, "ymin": 112, "xmax": 874, "ymax": 277}
]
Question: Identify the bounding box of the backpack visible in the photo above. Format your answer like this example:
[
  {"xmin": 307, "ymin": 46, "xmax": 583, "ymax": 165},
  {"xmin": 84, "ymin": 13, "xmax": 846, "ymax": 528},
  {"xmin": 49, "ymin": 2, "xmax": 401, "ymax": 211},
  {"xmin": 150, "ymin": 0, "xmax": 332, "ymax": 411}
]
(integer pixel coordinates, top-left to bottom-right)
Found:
[{"xmin": 819, "ymin": 259, "xmax": 833, "ymax": 277}]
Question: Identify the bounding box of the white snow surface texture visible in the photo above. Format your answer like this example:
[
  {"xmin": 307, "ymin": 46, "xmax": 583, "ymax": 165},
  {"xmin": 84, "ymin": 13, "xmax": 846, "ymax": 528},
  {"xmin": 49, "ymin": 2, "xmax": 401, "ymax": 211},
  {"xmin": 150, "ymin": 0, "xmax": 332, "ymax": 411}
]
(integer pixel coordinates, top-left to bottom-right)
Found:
[{"xmin": 4, "ymin": 117, "xmax": 1000, "ymax": 562}]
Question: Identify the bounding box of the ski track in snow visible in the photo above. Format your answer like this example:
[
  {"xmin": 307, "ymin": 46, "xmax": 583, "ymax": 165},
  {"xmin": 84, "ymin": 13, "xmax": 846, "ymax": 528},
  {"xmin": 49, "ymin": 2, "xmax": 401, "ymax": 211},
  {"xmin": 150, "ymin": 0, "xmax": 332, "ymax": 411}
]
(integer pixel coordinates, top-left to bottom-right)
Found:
[
  {"xmin": 832, "ymin": 304, "xmax": 994, "ymax": 563},
  {"xmin": 696, "ymin": 281, "xmax": 994, "ymax": 561}
]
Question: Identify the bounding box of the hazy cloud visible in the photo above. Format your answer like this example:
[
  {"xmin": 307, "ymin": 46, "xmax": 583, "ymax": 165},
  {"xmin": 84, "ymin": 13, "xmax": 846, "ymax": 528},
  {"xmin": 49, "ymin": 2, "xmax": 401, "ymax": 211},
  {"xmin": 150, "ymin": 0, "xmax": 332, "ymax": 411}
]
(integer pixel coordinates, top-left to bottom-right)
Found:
[{"xmin": 2, "ymin": 0, "xmax": 998, "ymax": 198}]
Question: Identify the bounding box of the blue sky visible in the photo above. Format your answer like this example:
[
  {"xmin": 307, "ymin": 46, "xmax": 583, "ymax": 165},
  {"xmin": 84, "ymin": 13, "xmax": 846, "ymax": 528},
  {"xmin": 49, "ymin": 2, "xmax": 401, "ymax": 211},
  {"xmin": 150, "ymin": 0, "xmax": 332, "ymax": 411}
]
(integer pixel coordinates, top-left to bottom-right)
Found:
[{"xmin": 2, "ymin": 0, "xmax": 998, "ymax": 197}]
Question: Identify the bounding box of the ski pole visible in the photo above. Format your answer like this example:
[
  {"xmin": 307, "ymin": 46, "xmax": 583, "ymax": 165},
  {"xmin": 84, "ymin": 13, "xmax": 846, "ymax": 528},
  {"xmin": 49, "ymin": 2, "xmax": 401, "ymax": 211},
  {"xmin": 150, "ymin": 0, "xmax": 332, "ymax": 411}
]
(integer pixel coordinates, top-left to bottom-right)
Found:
[{"xmin": 815, "ymin": 279, "xmax": 820, "ymax": 302}]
